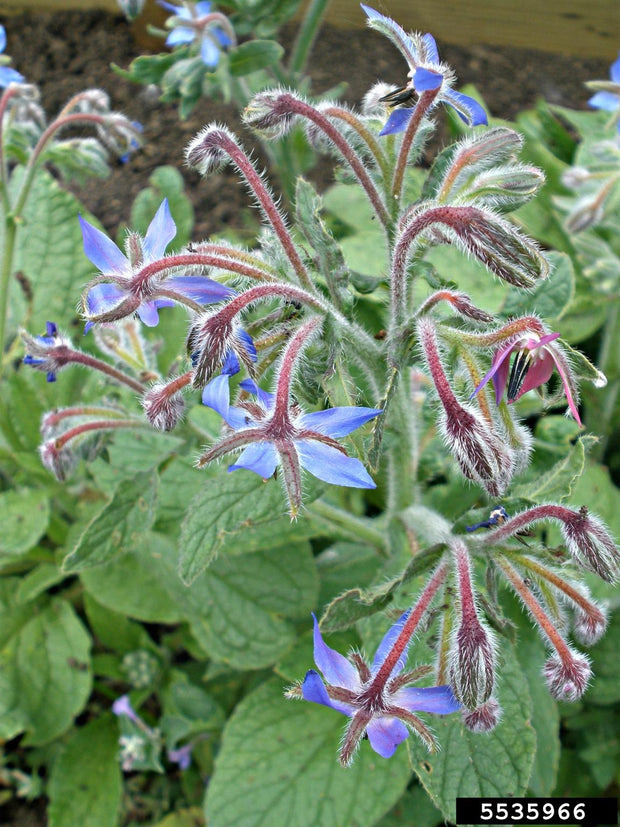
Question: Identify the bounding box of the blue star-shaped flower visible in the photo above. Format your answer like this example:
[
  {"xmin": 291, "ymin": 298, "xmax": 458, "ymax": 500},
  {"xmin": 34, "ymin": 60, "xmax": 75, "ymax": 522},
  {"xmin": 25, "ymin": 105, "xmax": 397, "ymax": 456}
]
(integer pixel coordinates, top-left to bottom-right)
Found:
[
  {"xmin": 294, "ymin": 613, "xmax": 460, "ymax": 764},
  {"xmin": 361, "ymin": 4, "xmax": 487, "ymax": 135},
  {"xmin": 80, "ymin": 198, "xmax": 234, "ymax": 329},
  {"xmin": 200, "ymin": 374, "xmax": 380, "ymax": 511},
  {"xmin": 159, "ymin": 0, "xmax": 232, "ymax": 68}
]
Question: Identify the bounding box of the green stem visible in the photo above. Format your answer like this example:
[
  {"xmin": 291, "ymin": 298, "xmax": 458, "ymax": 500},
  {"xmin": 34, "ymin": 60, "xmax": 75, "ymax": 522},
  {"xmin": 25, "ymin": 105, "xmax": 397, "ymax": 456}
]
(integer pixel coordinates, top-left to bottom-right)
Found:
[
  {"xmin": 288, "ymin": 0, "xmax": 330, "ymax": 76},
  {"xmin": 594, "ymin": 303, "xmax": 620, "ymax": 456},
  {"xmin": 0, "ymin": 217, "xmax": 17, "ymax": 357},
  {"xmin": 308, "ymin": 498, "xmax": 387, "ymax": 553}
]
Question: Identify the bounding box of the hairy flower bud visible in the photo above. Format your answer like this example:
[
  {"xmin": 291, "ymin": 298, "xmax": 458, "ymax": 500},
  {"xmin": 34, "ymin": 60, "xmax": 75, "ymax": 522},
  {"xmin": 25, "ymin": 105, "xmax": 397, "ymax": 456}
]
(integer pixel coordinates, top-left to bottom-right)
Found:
[
  {"xmin": 560, "ymin": 507, "xmax": 620, "ymax": 583},
  {"xmin": 465, "ymin": 164, "xmax": 546, "ymax": 209},
  {"xmin": 243, "ymin": 89, "xmax": 298, "ymax": 138},
  {"xmin": 573, "ymin": 597, "xmax": 608, "ymax": 646},
  {"xmin": 461, "ymin": 698, "xmax": 502, "ymax": 732},
  {"xmin": 419, "ymin": 318, "xmax": 514, "ymax": 496},
  {"xmin": 543, "ymin": 648, "xmax": 591, "ymax": 701},
  {"xmin": 39, "ymin": 439, "xmax": 75, "ymax": 482},
  {"xmin": 449, "ymin": 541, "xmax": 497, "ymax": 709},
  {"xmin": 185, "ymin": 124, "xmax": 233, "ymax": 175},
  {"xmin": 142, "ymin": 380, "xmax": 186, "ymax": 431}
]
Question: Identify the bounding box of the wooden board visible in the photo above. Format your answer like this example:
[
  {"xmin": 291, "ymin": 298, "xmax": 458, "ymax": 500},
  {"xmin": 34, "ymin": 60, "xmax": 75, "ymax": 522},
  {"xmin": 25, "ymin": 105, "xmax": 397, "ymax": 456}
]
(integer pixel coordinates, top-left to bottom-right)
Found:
[{"xmin": 1, "ymin": 0, "xmax": 618, "ymax": 59}]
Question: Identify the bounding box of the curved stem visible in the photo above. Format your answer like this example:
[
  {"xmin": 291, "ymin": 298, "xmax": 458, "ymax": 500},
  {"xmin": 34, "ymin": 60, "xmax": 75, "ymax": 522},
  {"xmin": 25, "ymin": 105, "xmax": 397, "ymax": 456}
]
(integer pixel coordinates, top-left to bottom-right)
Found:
[
  {"xmin": 307, "ymin": 499, "xmax": 388, "ymax": 554},
  {"xmin": 392, "ymin": 88, "xmax": 440, "ymax": 201},
  {"xmin": 288, "ymin": 0, "xmax": 330, "ymax": 76}
]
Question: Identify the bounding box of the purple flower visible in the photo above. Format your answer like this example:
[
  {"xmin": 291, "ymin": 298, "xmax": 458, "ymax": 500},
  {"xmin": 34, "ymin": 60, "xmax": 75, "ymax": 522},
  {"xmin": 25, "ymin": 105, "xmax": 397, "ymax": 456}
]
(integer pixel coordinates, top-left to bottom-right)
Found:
[
  {"xmin": 167, "ymin": 743, "xmax": 193, "ymax": 770},
  {"xmin": 361, "ymin": 5, "xmax": 487, "ymax": 135},
  {"xmin": 22, "ymin": 321, "xmax": 64, "ymax": 382},
  {"xmin": 201, "ymin": 375, "xmax": 380, "ymax": 499},
  {"xmin": 79, "ymin": 199, "xmax": 233, "ymax": 329},
  {"xmin": 470, "ymin": 331, "xmax": 582, "ymax": 426},
  {"xmin": 588, "ymin": 51, "xmax": 620, "ymax": 132},
  {"xmin": 0, "ymin": 26, "xmax": 24, "ymax": 87},
  {"xmin": 294, "ymin": 613, "xmax": 460, "ymax": 764},
  {"xmin": 112, "ymin": 694, "xmax": 140, "ymax": 722},
  {"xmin": 159, "ymin": 0, "xmax": 232, "ymax": 68}
]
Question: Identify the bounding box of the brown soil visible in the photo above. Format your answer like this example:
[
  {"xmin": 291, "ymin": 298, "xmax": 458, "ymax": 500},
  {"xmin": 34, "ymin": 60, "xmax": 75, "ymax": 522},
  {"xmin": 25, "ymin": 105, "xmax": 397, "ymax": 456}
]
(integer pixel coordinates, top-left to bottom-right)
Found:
[{"xmin": 4, "ymin": 9, "xmax": 609, "ymax": 240}]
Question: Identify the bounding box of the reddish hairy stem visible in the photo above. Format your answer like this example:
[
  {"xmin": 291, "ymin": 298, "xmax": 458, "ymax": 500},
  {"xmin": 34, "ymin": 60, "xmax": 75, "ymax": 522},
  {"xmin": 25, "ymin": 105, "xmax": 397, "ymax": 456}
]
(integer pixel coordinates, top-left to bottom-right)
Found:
[
  {"xmin": 370, "ymin": 562, "xmax": 449, "ymax": 692},
  {"xmin": 53, "ymin": 418, "xmax": 145, "ymax": 450},
  {"xmin": 273, "ymin": 317, "xmax": 321, "ymax": 422},
  {"xmin": 131, "ymin": 253, "xmax": 275, "ymax": 292},
  {"xmin": 392, "ymin": 88, "xmax": 440, "ymax": 201},
  {"xmin": 495, "ymin": 555, "xmax": 573, "ymax": 663},
  {"xmin": 277, "ymin": 94, "xmax": 389, "ymax": 228}
]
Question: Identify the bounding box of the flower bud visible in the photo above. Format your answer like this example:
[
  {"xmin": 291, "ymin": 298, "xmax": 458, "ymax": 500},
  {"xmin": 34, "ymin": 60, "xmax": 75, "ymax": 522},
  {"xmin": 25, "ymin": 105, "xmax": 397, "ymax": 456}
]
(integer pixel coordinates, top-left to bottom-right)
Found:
[
  {"xmin": 461, "ymin": 698, "xmax": 502, "ymax": 732},
  {"xmin": 560, "ymin": 507, "xmax": 620, "ymax": 583},
  {"xmin": 465, "ymin": 164, "xmax": 546, "ymax": 209},
  {"xmin": 573, "ymin": 598, "xmax": 608, "ymax": 646},
  {"xmin": 418, "ymin": 318, "xmax": 514, "ymax": 496},
  {"xmin": 542, "ymin": 648, "xmax": 591, "ymax": 701},
  {"xmin": 449, "ymin": 612, "xmax": 497, "ymax": 709},
  {"xmin": 21, "ymin": 322, "xmax": 73, "ymax": 382},
  {"xmin": 564, "ymin": 198, "xmax": 604, "ymax": 233},
  {"xmin": 243, "ymin": 89, "xmax": 298, "ymax": 138},
  {"xmin": 185, "ymin": 124, "xmax": 233, "ymax": 175},
  {"xmin": 142, "ymin": 381, "xmax": 186, "ymax": 431},
  {"xmin": 561, "ymin": 166, "xmax": 591, "ymax": 188},
  {"xmin": 39, "ymin": 439, "xmax": 75, "ymax": 481},
  {"xmin": 362, "ymin": 82, "xmax": 398, "ymax": 117},
  {"xmin": 449, "ymin": 540, "xmax": 497, "ymax": 710}
]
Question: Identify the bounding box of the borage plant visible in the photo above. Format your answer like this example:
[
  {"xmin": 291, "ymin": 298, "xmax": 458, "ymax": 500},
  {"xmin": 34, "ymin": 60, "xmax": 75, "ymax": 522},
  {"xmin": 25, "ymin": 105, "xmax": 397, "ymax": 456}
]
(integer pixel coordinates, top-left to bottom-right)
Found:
[{"xmin": 11, "ymin": 6, "xmax": 620, "ymax": 825}]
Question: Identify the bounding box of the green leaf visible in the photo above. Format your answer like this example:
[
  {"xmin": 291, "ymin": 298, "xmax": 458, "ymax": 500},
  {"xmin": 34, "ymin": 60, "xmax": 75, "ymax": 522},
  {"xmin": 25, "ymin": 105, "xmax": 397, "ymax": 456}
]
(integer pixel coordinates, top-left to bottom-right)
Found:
[
  {"xmin": 11, "ymin": 169, "xmax": 96, "ymax": 332},
  {"xmin": 151, "ymin": 809, "xmax": 205, "ymax": 827},
  {"xmin": 501, "ymin": 251, "xmax": 574, "ymax": 321},
  {"xmin": 0, "ymin": 489, "xmax": 50, "ymax": 559},
  {"xmin": 320, "ymin": 544, "xmax": 445, "ymax": 632},
  {"xmin": 0, "ymin": 599, "xmax": 92, "ymax": 745},
  {"xmin": 410, "ymin": 645, "xmax": 536, "ymax": 822},
  {"xmin": 188, "ymin": 542, "xmax": 319, "ymax": 669},
  {"xmin": 511, "ymin": 435, "xmax": 597, "ymax": 504},
  {"xmin": 80, "ymin": 532, "xmax": 186, "ymax": 624},
  {"xmin": 48, "ymin": 716, "xmax": 122, "ymax": 827},
  {"xmin": 63, "ymin": 471, "xmax": 158, "ymax": 571},
  {"xmin": 378, "ymin": 785, "xmax": 443, "ymax": 827},
  {"xmin": 205, "ymin": 679, "xmax": 411, "ymax": 827},
  {"xmin": 178, "ymin": 471, "xmax": 323, "ymax": 584},
  {"xmin": 112, "ymin": 53, "xmax": 178, "ymax": 86},
  {"xmin": 228, "ymin": 40, "xmax": 284, "ymax": 76},
  {"xmin": 83, "ymin": 593, "xmax": 149, "ymax": 655}
]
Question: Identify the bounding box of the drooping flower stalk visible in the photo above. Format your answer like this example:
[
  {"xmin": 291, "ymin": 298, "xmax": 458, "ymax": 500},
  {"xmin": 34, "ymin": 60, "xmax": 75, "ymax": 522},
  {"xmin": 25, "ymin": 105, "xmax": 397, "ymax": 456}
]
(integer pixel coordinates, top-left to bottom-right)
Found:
[{"xmin": 185, "ymin": 127, "xmax": 313, "ymax": 290}]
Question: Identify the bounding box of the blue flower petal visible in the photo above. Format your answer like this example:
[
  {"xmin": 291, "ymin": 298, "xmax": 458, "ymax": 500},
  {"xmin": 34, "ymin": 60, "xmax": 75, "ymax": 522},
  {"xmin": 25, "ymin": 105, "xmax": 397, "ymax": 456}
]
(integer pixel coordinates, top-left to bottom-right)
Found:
[
  {"xmin": 299, "ymin": 406, "xmax": 381, "ymax": 438},
  {"xmin": 86, "ymin": 282, "xmax": 127, "ymax": 314},
  {"xmin": 371, "ymin": 611, "xmax": 410, "ymax": 676},
  {"xmin": 0, "ymin": 66, "xmax": 25, "ymax": 87},
  {"xmin": 394, "ymin": 685, "xmax": 461, "ymax": 715},
  {"xmin": 195, "ymin": 0, "xmax": 213, "ymax": 13},
  {"xmin": 379, "ymin": 108, "xmax": 414, "ymax": 136},
  {"xmin": 239, "ymin": 378, "xmax": 274, "ymax": 409},
  {"xmin": 157, "ymin": 0, "xmax": 180, "ymax": 13},
  {"xmin": 301, "ymin": 670, "xmax": 354, "ymax": 716},
  {"xmin": 366, "ymin": 716, "xmax": 409, "ymax": 758},
  {"xmin": 610, "ymin": 52, "xmax": 620, "ymax": 84},
  {"xmin": 414, "ymin": 66, "xmax": 443, "ymax": 91},
  {"xmin": 588, "ymin": 90, "xmax": 620, "ymax": 112},
  {"xmin": 228, "ymin": 441, "xmax": 278, "ymax": 478},
  {"xmin": 214, "ymin": 26, "xmax": 233, "ymax": 47},
  {"xmin": 166, "ymin": 275, "xmax": 235, "ymax": 304},
  {"xmin": 443, "ymin": 89, "xmax": 488, "ymax": 126},
  {"xmin": 361, "ymin": 4, "xmax": 420, "ymax": 70},
  {"xmin": 221, "ymin": 349, "xmax": 240, "ymax": 376},
  {"xmin": 201, "ymin": 35, "xmax": 221, "ymax": 68},
  {"xmin": 202, "ymin": 373, "xmax": 249, "ymax": 429},
  {"xmin": 421, "ymin": 32, "xmax": 440, "ymax": 64},
  {"xmin": 0, "ymin": 25, "xmax": 6, "ymax": 53},
  {"xmin": 143, "ymin": 199, "xmax": 177, "ymax": 261},
  {"xmin": 137, "ymin": 301, "xmax": 162, "ymax": 327},
  {"xmin": 166, "ymin": 27, "xmax": 195, "ymax": 46},
  {"xmin": 297, "ymin": 440, "xmax": 376, "ymax": 489},
  {"xmin": 79, "ymin": 216, "xmax": 128, "ymax": 274},
  {"xmin": 237, "ymin": 328, "xmax": 257, "ymax": 363},
  {"xmin": 311, "ymin": 614, "xmax": 360, "ymax": 690}
]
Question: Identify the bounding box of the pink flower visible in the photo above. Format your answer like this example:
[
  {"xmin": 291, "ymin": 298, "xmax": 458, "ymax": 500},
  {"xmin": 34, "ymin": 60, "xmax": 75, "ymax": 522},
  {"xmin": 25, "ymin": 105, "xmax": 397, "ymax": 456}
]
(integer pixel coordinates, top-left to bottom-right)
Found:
[{"xmin": 471, "ymin": 331, "xmax": 581, "ymax": 426}]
